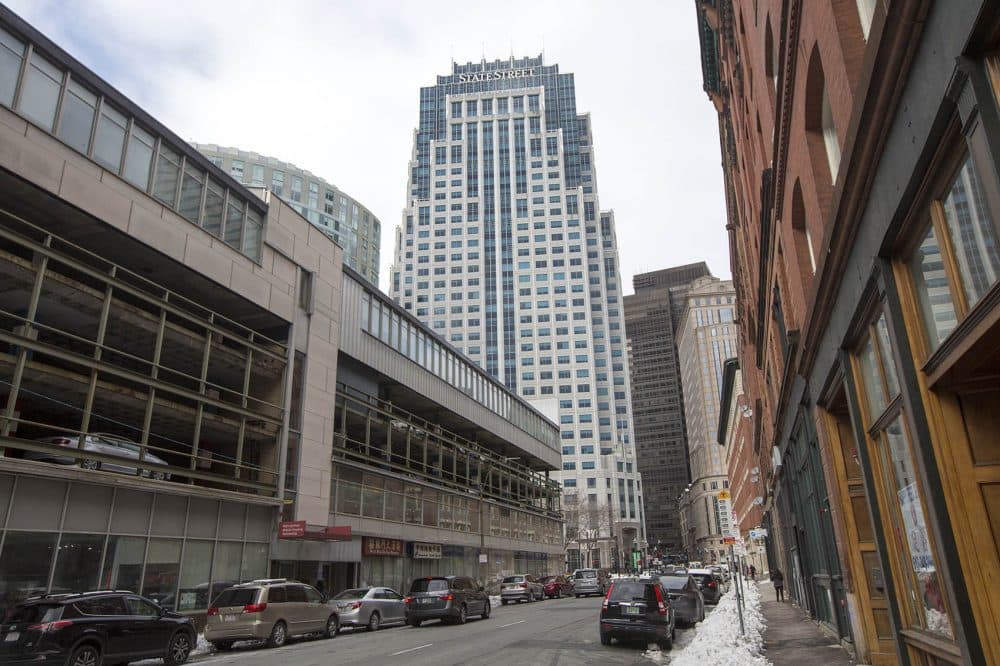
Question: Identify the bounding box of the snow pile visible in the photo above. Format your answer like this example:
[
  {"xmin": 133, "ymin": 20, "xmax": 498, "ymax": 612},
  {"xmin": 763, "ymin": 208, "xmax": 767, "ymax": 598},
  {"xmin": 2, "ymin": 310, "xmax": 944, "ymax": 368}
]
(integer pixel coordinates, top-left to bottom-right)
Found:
[
  {"xmin": 192, "ymin": 633, "xmax": 213, "ymax": 656},
  {"xmin": 489, "ymin": 594, "xmax": 502, "ymax": 609},
  {"xmin": 648, "ymin": 579, "xmax": 770, "ymax": 666}
]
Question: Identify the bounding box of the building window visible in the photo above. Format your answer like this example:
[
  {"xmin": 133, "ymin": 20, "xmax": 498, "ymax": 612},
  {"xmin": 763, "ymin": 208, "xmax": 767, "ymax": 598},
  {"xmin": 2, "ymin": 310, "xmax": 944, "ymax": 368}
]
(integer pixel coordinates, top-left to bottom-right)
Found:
[
  {"xmin": 851, "ymin": 311, "xmax": 952, "ymax": 639},
  {"xmin": 904, "ymin": 153, "xmax": 1000, "ymax": 354},
  {"xmin": 856, "ymin": 0, "xmax": 876, "ymax": 40},
  {"xmin": 822, "ymin": 87, "xmax": 840, "ymax": 182}
]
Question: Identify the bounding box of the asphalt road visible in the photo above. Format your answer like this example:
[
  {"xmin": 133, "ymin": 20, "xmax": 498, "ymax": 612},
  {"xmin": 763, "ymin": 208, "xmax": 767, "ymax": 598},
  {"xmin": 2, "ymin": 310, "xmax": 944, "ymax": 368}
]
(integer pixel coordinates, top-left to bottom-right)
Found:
[{"xmin": 187, "ymin": 594, "xmax": 708, "ymax": 666}]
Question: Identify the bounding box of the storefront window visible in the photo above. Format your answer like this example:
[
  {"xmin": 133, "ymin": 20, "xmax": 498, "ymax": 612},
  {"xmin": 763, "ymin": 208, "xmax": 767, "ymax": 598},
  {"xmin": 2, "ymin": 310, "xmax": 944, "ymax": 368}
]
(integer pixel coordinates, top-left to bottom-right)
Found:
[
  {"xmin": 0, "ymin": 532, "xmax": 56, "ymax": 613},
  {"xmin": 853, "ymin": 310, "xmax": 953, "ymax": 639},
  {"xmin": 940, "ymin": 157, "xmax": 1000, "ymax": 308},
  {"xmin": 143, "ymin": 538, "xmax": 181, "ymax": 604},
  {"xmin": 214, "ymin": 542, "xmax": 242, "ymax": 584},
  {"xmin": 101, "ymin": 535, "xmax": 145, "ymax": 592},
  {"xmin": 362, "ymin": 475, "xmax": 384, "ymax": 519},
  {"xmin": 241, "ymin": 543, "xmax": 268, "ymax": 582},
  {"xmin": 883, "ymin": 418, "xmax": 952, "ymax": 638},
  {"xmin": 52, "ymin": 533, "xmax": 105, "ymax": 594},
  {"xmin": 176, "ymin": 540, "xmax": 213, "ymax": 611}
]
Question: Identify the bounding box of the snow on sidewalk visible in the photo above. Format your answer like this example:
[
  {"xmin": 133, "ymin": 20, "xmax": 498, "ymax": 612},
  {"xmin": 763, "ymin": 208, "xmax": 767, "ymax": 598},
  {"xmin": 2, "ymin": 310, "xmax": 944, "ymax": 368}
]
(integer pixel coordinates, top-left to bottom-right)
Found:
[{"xmin": 644, "ymin": 578, "xmax": 770, "ymax": 665}]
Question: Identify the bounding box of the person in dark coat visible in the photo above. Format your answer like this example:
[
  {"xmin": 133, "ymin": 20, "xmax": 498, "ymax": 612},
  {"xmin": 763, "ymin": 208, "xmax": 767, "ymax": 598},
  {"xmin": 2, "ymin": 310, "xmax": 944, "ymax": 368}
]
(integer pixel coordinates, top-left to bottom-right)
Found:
[
  {"xmin": 770, "ymin": 569, "xmax": 785, "ymax": 601},
  {"xmin": 749, "ymin": 564, "xmax": 757, "ymax": 581}
]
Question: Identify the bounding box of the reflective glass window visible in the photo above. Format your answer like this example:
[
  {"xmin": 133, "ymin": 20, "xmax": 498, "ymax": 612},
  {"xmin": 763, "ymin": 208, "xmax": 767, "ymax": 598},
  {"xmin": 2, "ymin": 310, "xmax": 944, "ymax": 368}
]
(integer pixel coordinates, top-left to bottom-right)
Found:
[
  {"xmin": 19, "ymin": 50, "xmax": 61, "ymax": 130},
  {"xmin": 123, "ymin": 125, "xmax": 155, "ymax": 190},
  {"xmin": 93, "ymin": 102, "xmax": 127, "ymax": 172},
  {"xmin": 0, "ymin": 27, "xmax": 25, "ymax": 107},
  {"xmin": 57, "ymin": 79, "xmax": 96, "ymax": 153}
]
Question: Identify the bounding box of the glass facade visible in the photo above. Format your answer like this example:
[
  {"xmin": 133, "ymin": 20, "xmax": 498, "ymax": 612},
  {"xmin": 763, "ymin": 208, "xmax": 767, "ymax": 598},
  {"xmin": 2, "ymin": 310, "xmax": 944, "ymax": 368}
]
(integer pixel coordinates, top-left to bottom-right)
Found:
[
  {"xmin": 389, "ymin": 56, "xmax": 642, "ymax": 547},
  {"xmin": 0, "ymin": 25, "xmax": 264, "ymax": 263}
]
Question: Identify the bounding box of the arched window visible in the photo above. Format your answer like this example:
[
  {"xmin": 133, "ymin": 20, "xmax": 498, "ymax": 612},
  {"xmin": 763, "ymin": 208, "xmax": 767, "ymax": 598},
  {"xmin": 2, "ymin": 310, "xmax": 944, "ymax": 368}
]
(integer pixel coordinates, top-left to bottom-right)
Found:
[
  {"xmin": 791, "ymin": 180, "xmax": 817, "ymax": 276},
  {"xmin": 764, "ymin": 16, "xmax": 777, "ymax": 91},
  {"xmin": 805, "ymin": 45, "xmax": 841, "ymax": 187},
  {"xmin": 856, "ymin": 0, "xmax": 876, "ymax": 40},
  {"xmin": 822, "ymin": 87, "xmax": 841, "ymax": 181}
]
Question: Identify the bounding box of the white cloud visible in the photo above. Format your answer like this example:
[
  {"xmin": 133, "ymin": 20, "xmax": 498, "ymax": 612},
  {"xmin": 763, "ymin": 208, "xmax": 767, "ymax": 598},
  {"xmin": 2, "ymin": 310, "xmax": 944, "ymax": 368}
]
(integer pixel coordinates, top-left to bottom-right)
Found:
[{"xmin": 8, "ymin": 0, "xmax": 730, "ymax": 292}]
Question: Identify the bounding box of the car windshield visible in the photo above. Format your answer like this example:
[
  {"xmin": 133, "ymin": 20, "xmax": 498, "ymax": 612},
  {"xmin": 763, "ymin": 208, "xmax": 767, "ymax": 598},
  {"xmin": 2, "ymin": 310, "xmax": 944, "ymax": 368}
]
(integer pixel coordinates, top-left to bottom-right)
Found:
[
  {"xmin": 660, "ymin": 576, "xmax": 689, "ymax": 590},
  {"xmin": 334, "ymin": 588, "xmax": 370, "ymax": 600},
  {"xmin": 609, "ymin": 582, "xmax": 656, "ymax": 603},
  {"xmin": 539, "ymin": 576, "xmax": 556, "ymax": 583},
  {"xmin": 409, "ymin": 579, "xmax": 450, "ymax": 593},
  {"xmin": 502, "ymin": 576, "xmax": 525, "ymax": 583},
  {"xmin": 212, "ymin": 588, "xmax": 258, "ymax": 607},
  {"xmin": 3, "ymin": 603, "xmax": 62, "ymax": 624},
  {"xmin": 574, "ymin": 570, "xmax": 597, "ymax": 579}
]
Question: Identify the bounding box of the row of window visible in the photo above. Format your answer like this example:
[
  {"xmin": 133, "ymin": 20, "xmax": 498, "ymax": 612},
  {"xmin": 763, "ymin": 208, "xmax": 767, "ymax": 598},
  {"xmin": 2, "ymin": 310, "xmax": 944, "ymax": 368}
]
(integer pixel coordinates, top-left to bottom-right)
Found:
[
  {"xmin": 0, "ymin": 25, "xmax": 264, "ymax": 262},
  {"xmin": 450, "ymin": 94, "xmax": 541, "ymax": 118},
  {"xmin": 359, "ymin": 289, "xmax": 557, "ymax": 448}
]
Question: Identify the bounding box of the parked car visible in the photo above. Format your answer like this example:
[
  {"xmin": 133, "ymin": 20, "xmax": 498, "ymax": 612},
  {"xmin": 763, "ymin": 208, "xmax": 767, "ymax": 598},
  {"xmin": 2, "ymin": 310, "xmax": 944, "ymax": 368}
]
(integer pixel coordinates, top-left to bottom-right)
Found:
[
  {"xmin": 0, "ymin": 590, "xmax": 196, "ymax": 666},
  {"xmin": 573, "ymin": 568, "xmax": 609, "ymax": 597},
  {"xmin": 598, "ymin": 577, "xmax": 675, "ymax": 649},
  {"xmin": 157, "ymin": 581, "xmax": 236, "ymax": 613},
  {"xmin": 404, "ymin": 576, "xmax": 490, "ymax": 626},
  {"xmin": 709, "ymin": 564, "xmax": 730, "ymax": 582},
  {"xmin": 540, "ymin": 575, "xmax": 574, "ymax": 598},
  {"xmin": 500, "ymin": 574, "xmax": 544, "ymax": 604},
  {"xmin": 658, "ymin": 575, "xmax": 705, "ymax": 626},
  {"xmin": 332, "ymin": 587, "xmax": 405, "ymax": 631},
  {"xmin": 25, "ymin": 433, "xmax": 172, "ymax": 480},
  {"xmin": 204, "ymin": 579, "xmax": 338, "ymax": 650},
  {"xmin": 687, "ymin": 569, "xmax": 724, "ymax": 604}
]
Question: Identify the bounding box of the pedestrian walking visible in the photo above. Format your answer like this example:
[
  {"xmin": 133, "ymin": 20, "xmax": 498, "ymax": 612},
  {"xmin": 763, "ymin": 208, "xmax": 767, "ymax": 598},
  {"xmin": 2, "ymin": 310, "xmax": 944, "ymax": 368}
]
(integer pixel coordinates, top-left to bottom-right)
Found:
[
  {"xmin": 749, "ymin": 564, "xmax": 756, "ymax": 581},
  {"xmin": 771, "ymin": 568, "xmax": 785, "ymax": 601}
]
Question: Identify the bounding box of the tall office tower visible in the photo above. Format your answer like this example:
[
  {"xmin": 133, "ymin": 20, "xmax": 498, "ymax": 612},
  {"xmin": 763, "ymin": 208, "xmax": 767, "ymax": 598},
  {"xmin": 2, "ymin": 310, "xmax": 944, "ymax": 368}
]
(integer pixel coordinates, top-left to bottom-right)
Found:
[
  {"xmin": 624, "ymin": 263, "xmax": 712, "ymax": 558},
  {"xmin": 193, "ymin": 144, "xmax": 381, "ymax": 285},
  {"xmin": 390, "ymin": 55, "xmax": 644, "ymax": 569},
  {"xmin": 676, "ymin": 276, "xmax": 738, "ymax": 564}
]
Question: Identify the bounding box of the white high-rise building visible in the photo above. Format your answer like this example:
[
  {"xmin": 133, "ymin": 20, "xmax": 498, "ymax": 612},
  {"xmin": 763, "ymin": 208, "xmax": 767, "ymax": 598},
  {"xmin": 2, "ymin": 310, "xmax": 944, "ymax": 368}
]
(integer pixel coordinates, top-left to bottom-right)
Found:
[{"xmin": 390, "ymin": 55, "xmax": 644, "ymax": 570}]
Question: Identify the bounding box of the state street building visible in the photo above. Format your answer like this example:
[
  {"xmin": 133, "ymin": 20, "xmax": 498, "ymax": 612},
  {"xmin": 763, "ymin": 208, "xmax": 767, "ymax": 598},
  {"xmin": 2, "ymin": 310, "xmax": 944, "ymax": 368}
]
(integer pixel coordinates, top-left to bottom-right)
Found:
[
  {"xmin": 0, "ymin": 6, "xmax": 563, "ymax": 616},
  {"xmin": 389, "ymin": 56, "xmax": 645, "ymax": 570}
]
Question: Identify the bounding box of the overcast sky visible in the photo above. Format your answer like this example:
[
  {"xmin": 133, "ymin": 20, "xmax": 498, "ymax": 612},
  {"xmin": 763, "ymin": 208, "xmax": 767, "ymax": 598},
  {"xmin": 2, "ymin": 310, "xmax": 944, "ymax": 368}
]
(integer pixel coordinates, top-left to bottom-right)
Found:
[{"xmin": 9, "ymin": 0, "xmax": 731, "ymax": 294}]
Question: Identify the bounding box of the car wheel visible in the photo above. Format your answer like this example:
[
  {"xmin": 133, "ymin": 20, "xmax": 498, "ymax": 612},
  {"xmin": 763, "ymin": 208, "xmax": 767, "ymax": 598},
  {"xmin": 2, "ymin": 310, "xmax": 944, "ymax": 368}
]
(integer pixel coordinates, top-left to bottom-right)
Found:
[
  {"xmin": 266, "ymin": 620, "xmax": 287, "ymax": 648},
  {"xmin": 658, "ymin": 636, "xmax": 673, "ymax": 651},
  {"xmin": 600, "ymin": 632, "xmax": 611, "ymax": 646},
  {"xmin": 69, "ymin": 644, "xmax": 100, "ymax": 666},
  {"xmin": 501, "ymin": 599, "xmax": 508, "ymax": 605},
  {"xmin": 325, "ymin": 614, "xmax": 339, "ymax": 638},
  {"xmin": 164, "ymin": 631, "xmax": 193, "ymax": 666},
  {"xmin": 152, "ymin": 471, "xmax": 167, "ymax": 481},
  {"xmin": 575, "ymin": 594, "xmax": 581, "ymax": 598},
  {"xmin": 456, "ymin": 604, "xmax": 467, "ymax": 624},
  {"xmin": 481, "ymin": 601, "xmax": 491, "ymax": 619},
  {"xmin": 408, "ymin": 618, "xmax": 422, "ymax": 627},
  {"xmin": 81, "ymin": 459, "xmax": 100, "ymax": 470},
  {"xmin": 211, "ymin": 641, "xmax": 233, "ymax": 651},
  {"xmin": 367, "ymin": 612, "xmax": 381, "ymax": 632}
]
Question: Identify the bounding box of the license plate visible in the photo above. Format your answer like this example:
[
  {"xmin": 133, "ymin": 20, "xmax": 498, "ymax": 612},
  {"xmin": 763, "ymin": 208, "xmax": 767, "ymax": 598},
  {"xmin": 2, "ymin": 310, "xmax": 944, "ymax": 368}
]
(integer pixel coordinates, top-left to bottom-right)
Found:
[
  {"xmin": 624, "ymin": 606, "xmax": 641, "ymax": 615},
  {"xmin": 222, "ymin": 614, "xmax": 238, "ymax": 623},
  {"xmin": 4, "ymin": 631, "xmax": 19, "ymax": 642},
  {"xmin": 420, "ymin": 597, "xmax": 433, "ymax": 604}
]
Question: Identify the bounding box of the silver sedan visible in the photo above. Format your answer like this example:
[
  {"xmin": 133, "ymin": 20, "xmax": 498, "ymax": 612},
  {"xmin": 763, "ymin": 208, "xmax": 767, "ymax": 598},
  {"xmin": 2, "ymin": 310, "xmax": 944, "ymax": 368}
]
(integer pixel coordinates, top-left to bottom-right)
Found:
[
  {"xmin": 332, "ymin": 587, "xmax": 406, "ymax": 631},
  {"xmin": 25, "ymin": 433, "xmax": 172, "ymax": 480}
]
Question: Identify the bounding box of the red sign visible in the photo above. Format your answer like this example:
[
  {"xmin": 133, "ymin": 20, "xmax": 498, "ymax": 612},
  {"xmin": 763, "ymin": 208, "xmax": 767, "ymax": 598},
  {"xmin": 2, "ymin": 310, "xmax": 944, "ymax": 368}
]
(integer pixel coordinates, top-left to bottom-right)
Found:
[
  {"xmin": 278, "ymin": 520, "xmax": 306, "ymax": 538},
  {"xmin": 325, "ymin": 526, "xmax": 352, "ymax": 541},
  {"xmin": 363, "ymin": 537, "xmax": 404, "ymax": 557}
]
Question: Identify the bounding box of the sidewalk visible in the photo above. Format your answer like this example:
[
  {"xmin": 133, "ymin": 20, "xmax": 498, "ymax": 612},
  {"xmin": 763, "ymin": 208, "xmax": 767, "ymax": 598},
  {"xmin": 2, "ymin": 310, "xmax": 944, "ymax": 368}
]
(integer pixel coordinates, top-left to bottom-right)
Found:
[{"xmin": 757, "ymin": 580, "xmax": 856, "ymax": 666}]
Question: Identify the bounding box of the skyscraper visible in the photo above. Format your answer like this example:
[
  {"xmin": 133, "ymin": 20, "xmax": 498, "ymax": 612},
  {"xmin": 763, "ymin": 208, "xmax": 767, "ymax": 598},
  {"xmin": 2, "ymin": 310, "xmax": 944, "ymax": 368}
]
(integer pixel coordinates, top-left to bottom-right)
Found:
[
  {"xmin": 390, "ymin": 55, "xmax": 643, "ymax": 568},
  {"xmin": 675, "ymin": 275, "xmax": 737, "ymax": 564},
  {"xmin": 624, "ymin": 262, "xmax": 712, "ymax": 556}
]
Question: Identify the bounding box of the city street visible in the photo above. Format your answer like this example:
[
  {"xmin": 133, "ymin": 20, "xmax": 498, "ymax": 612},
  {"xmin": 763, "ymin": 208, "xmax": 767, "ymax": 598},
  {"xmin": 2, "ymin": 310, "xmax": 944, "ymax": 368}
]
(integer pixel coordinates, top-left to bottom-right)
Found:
[{"xmin": 185, "ymin": 595, "xmax": 708, "ymax": 666}]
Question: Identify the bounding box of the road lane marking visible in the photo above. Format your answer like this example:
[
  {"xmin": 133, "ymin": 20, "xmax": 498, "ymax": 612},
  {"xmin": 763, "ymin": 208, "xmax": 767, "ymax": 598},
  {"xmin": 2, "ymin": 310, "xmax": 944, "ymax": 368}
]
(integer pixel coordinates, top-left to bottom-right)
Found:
[
  {"xmin": 500, "ymin": 619, "xmax": 526, "ymax": 628},
  {"xmin": 391, "ymin": 643, "xmax": 433, "ymax": 656}
]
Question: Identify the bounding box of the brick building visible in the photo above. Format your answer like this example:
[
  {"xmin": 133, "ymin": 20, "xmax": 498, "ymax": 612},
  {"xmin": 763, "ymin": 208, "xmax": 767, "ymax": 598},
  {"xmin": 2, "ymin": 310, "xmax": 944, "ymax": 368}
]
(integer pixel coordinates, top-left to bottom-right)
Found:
[{"xmin": 697, "ymin": 0, "xmax": 1000, "ymax": 664}]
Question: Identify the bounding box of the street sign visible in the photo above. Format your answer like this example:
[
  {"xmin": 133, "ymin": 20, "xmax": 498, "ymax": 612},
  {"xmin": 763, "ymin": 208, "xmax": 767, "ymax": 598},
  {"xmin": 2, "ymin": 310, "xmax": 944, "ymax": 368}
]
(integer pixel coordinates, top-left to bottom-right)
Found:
[
  {"xmin": 723, "ymin": 536, "xmax": 736, "ymax": 545},
  {"xmin": 749, "ymin": 528, "xmax": 768, "ymax": 539}
]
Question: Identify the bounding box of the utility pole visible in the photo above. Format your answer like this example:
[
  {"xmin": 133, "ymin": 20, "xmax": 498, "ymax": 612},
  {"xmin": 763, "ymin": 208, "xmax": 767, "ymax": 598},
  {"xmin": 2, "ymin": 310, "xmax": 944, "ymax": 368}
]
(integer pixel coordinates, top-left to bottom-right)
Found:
[{"xmin": 730, "ymin": 543, "xmax": 745, "ymax": 636}]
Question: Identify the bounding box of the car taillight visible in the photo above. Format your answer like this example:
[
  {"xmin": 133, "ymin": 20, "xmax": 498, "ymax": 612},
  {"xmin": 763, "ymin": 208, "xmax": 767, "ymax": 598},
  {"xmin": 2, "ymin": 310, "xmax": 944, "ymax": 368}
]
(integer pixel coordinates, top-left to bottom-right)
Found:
[
  {"xmin": 602, "ymin": 583, "xmax": 614, "ymax": 610},
  {"xmin": 349, "ymin": 601, "xmax": 362, "ymax": 610},
  {"xmin": 52, "ymin": 438, "xmax": 73, "ymax": 446},
  {"xmin": 207, "ymin": 607, "xmax": 220, "ymax": 617},
  {"xmin": 653, "ymin": 585, "xmax": 668, "ymax": 616},
  {"xmin": 242, "ymin": 603, "xmax": 268, "ymax": 614},
  {"xmin": 403, "ymin": 597, "xmax": 414, "ymax": 604},
  {"xmin": 27, "ymin": 620, "xmax": 73, "ymax": 632},
  {"xmin": 440, "ymin": 594, "xmax": 454, "ymax": 601},
  {"xmin": 518, "ymin": 583, "xmax": 527, "ymax": 588},
  {"xmin": 707, "ymin": 581, "xmax": 717, "ymax": 588}
]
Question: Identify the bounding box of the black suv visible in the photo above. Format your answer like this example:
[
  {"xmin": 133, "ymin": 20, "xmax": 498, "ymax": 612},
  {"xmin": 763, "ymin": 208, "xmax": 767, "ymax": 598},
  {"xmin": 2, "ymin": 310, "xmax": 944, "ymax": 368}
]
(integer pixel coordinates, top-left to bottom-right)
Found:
[
  {"xmin": 0, "ymin": 591, "xmax": 196, "ymax": 666},
  {"xmin": 599, "ymin": 578, "xmax": 675, "ymax": 650},
  {"xmin": 403, "ymin": 576, "xmax": 491, "ymax": 626}
]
